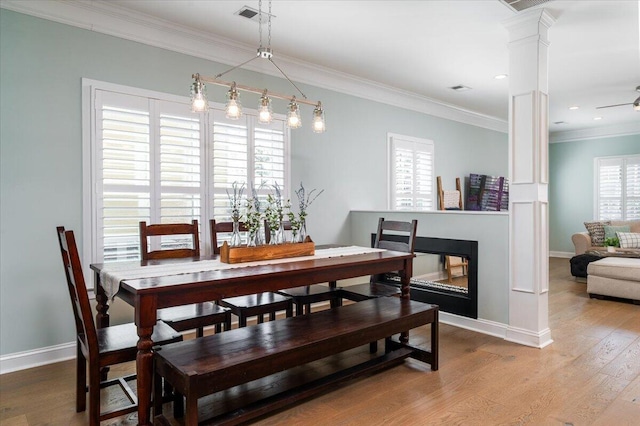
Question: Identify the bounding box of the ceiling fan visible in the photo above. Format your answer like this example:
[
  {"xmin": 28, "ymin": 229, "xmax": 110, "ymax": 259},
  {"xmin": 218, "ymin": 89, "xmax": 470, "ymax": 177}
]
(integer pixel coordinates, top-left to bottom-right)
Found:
[{"xmin": 596, "ymin": 86, "xmax": 640, "ymax": 111}]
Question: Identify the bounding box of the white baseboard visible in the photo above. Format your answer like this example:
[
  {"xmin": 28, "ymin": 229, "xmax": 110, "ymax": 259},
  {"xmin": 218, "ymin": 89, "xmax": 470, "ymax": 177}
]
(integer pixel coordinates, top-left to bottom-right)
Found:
[
  {"xmin": 505, "ymin": 326, "xmax": 553, "ymax": 348},
  {"xmin": 0, "ymin": 341, "xmax": 76, "ymax": 375},
  {"xmin": 550, "ymin": 251, "xmax": 574, "ymax": 258},
  {"xmin": 439, "ymin": 311, "xmax": 508, "ymax": 339}
]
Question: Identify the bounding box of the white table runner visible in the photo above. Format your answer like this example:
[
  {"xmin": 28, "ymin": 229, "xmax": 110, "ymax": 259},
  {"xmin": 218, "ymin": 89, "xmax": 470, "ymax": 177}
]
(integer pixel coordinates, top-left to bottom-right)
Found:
[{"xmin": 100, "ymin": 246, "xmax": 385, "ymax": 300}]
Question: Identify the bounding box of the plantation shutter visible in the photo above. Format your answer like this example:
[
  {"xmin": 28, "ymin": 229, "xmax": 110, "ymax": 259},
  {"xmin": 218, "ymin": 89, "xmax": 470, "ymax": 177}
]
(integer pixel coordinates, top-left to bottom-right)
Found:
[
  {"xmin": 596, "ymin": 155, "xmax": 640, "ymax": 221},
  {"xmin": 210, "ymin": 112, "xmax": 250, "ymax": 222},
  {"xmin": 96, "ymin": 91, "xmax": 151, "ymax": 262},
  {"xmin": 95, "ymin": 91, "xmax": 203, "ymax": 262},
  {"xmin": 87, "ymin": 81, "xmax": 290, "ymax": 265},
  {"xmin": 389, "ymin": 134, "xmax": 434, "ymax": 211},
  {"xmin": 210, "ymin": 111, "xmax": 287, "ymax": 221},
  {"xmin": 625, "ymin": 156, "xmax": 640, "ymax": 219},
  {"xmin": 157, "ymin": 100, "xmax": 203, "ymax": 250}
]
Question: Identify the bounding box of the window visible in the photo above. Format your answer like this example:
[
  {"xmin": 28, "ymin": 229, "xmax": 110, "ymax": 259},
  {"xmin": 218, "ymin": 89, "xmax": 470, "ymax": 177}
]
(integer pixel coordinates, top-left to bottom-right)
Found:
[
  {"xmin": 83, "ymin": 80, "xmax": 289, "ymax": 270},
  {"xmin": 388, "ymin": 133, "xmax": 434, "ymax": 211},
  {"xmin": 595, "ymin": 155, "xmax": 640, "ymax": 220}
]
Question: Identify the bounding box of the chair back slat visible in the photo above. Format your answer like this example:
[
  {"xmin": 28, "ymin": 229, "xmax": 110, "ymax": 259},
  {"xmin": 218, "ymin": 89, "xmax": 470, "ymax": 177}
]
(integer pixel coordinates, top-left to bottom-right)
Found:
[
  {"xmin": 56, "ymin": 227, "xmax": 98, "ymax": 354},
  {"xmin": 374, "ymin": 217, "xmax": 417, "ymax": 253},
  {"xmin": 371, "ymin": 217, "xmax": 418, "ymax": 283},
  {"xmin": 210, "ymin": 219, "xmax": 249, "ymax": 254},
  {"xmin": 140, "ymin": 220, "xmax": 200, "ymax": 261}
]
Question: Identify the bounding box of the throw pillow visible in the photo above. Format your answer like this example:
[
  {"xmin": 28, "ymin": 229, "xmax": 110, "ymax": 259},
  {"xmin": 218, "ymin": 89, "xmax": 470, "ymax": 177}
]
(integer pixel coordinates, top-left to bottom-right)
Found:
[
  {"xmin": 603, "ymin": 224, "xmax": 630, "ymax": 240},
  {"xmin": 584, "ymin": 221, "xmax": 610, "ymax": 246},
  {"xmin": 616, "ymin": 232, "xmax": 640, "ymax": 249}
]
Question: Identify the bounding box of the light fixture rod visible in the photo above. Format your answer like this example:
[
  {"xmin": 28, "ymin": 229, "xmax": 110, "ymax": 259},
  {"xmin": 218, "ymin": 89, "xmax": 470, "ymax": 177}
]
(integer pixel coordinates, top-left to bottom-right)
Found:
[
  {"xmin": 269, "ymin": 58, "xmax": 307, "ymax": 99},
  {"xmin": 194, "ymin": 74, "xmax": 319, "ymax": 107},
  {"xmin": 214, "ymin": 54, "xmax": 260, "ymax": 79}
]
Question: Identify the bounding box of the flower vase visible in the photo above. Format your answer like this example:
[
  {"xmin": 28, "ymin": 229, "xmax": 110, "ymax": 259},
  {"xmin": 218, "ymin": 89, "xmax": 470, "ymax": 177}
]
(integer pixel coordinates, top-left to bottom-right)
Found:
[
  {"xmin": 269, "ymin": 228, "xmax": 277, "ymax": 245},
  {"xmin": 247, "ymin": 229, "xmax": 258, "ymax": 247},
  {"xmin": 299, "ymin": 219, "xmax": 307, "ymax": 242},
  {"xmin": 230, "ymin": 219, "xmax": 242, "ymax": 247},
  {"xmin": 256, "ymin": 223, "xmax": 264, "ymax": 246},
  {"xmin": 276, "ymin": 221, "xmax": 285, "ymax": 244}
]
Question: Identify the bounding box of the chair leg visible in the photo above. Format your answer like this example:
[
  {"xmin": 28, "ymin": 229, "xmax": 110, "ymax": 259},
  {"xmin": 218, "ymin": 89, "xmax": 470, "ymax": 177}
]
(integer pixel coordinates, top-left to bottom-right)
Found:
[
  {"xmin": 88, "ymin": 364, "xmax": 101, "ymax": 426},
  {"xmin": 224, "ymin": 314, "xmax": 232, "ymax": 331},
  {"xmin": 153, "ymin": 369, "xmax": 163, "ymax": 418},
  {"xmin": 173, "ymin": 391, "xmax": 184, "ymax": 419},
  {"xmin": 76, "ymin": 343, "xmax": 86, "ymax": 412}
]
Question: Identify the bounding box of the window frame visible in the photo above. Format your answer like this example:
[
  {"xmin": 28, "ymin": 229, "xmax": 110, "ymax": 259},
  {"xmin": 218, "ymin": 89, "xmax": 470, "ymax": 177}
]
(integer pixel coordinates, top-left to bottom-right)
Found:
[
  {"xmin": 82, "ymin": 78, "xmax": 290, "ymax": 285},
  {"xmin": 593, "ymin": 154, "xmax": 640, "ymax": 221},
  {"xmin": 387, "ymin": 132, "xmax": 435, "ymax": 211}
]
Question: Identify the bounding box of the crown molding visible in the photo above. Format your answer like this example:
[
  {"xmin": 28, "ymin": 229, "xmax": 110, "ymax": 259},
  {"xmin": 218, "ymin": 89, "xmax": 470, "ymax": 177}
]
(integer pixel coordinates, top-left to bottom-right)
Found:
[
  {"xmin": 550, "ymin": 121, "xmax": 640, "ymax": 143},
  {"xmin": 0, "ymin": 0, "xmax": 508, "ymax": 133}
]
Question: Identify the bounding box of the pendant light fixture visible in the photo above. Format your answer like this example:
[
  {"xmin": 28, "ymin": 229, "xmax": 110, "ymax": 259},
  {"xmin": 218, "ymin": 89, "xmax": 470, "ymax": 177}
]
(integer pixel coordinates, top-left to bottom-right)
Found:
[
  {"xmin": 225, "ymin": 82, "xmax": 242, "ymax": 120},
  {"xmin": 312, "ymin": 102, "xmax": 326, "ymax": 133},
  {"xmin": 190, "ymin": 0, "xmax": 325, "ymax": 133},
  {"xmin": 190, "ymin": 74, "xmax": 208, "ymax": 113},
  {"xmin": 258, "ymin": 89, "xmax": 273, "ymax": 123},
  {"xmin": 287, "ymin": 97, "xmax": 301, "ymax": 129}
]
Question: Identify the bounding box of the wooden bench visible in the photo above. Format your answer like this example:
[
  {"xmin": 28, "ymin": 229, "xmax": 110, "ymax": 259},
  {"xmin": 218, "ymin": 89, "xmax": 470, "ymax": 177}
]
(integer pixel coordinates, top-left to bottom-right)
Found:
[{"xmin": 153, "ymin": 297, "xmax": 438, "ymax": 425}]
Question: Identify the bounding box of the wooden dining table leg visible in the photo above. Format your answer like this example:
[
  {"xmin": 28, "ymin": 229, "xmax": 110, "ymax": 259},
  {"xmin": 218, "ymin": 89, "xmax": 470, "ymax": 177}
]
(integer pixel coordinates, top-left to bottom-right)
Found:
[
  {"xmin": 136, "ymin": 295, "xmax": 157, "ymax": 426},
  {"xmin": 400, "ymin": 258, "xmax": 412, "ymax": 344},
  {"xmin": 93, "ymin": 271, "xmax": 110, "ymax": 380}
]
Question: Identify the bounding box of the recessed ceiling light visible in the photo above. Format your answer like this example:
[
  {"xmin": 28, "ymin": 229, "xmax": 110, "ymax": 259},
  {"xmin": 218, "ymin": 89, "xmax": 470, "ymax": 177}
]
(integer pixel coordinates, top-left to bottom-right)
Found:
[
  {"xmin": 568, "ymin": 106, "xmax": 579, "ymax": 110},
  {"xmin": 494, "ymin": 74, "xmax": 508, "ymax": 80},
  {"xmin": 450, "ymin": 85, "xmax": 471, "ymax": 92},
  {"xmin": 594, "ymin": 117, "xmax": 603, "ymax": 121}
]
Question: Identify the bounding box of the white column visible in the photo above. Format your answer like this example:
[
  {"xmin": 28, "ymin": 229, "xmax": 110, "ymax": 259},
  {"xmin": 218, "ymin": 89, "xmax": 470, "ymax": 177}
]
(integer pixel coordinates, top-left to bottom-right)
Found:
[{"xmin": 503, "ymin": 10, "xmax": 555, "ymax": 348}]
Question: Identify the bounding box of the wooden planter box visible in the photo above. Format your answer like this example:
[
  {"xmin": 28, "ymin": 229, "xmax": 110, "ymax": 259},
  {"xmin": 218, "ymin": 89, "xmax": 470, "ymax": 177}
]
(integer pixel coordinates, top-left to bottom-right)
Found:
[{"xmin": 219, "ymin": 237, "xmax": 315, "ymax": 264}]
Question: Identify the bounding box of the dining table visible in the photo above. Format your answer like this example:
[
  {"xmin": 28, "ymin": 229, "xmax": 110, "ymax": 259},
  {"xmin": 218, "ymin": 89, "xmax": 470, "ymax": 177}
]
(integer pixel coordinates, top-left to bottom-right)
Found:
[{"xmin": 90, "ymin": 245, "xmax": 416, "ymax": 425}]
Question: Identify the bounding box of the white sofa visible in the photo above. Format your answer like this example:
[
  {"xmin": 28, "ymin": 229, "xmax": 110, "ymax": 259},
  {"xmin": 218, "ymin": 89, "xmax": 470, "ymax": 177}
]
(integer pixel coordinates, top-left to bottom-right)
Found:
[{"xmin": 572, "ymin": 220, "xmax": 640, "ymax": 255}]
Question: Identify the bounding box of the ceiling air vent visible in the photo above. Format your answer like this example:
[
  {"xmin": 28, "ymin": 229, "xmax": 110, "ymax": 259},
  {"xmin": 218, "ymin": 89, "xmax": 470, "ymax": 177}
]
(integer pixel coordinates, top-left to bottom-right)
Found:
[
  {"xmin": 235, "ymin": 6, "xmax": 274, "ymax": 22},
  {"xmin": 450, "ymin": 85, "xmax": 471, "ymax": 92},
  {"xmin": 500, "ymin": 0, "xmax": 551, "ymax": 13}
]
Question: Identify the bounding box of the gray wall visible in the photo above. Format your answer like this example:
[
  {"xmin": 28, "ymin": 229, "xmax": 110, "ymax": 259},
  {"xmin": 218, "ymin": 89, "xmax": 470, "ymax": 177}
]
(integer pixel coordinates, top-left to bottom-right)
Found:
[
  {"xmin": 549, "ymin": 134, "xmax": 640, "ymax": 254},
  {"xmin": 0, "ymin": 10, "xmax": 508, "ymax": 356}
]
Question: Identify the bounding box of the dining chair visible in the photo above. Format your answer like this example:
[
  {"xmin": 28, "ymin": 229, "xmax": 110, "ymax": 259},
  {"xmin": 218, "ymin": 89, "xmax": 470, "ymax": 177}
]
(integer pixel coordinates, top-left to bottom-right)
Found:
[
  {"xmin": 266, "ymin": 220, "xmax": 342, "ymax": 315},
  {"xmin": 339, "ymin": 217, "xmax": 418, "ymax": 352},
  {"xmin": 140, "ymin": 220, "xmax": 231, "ymax": 337},
  {"xmin": 340, "ymin": 217, "xmax": 418, "ymax": 302},
  {"xmin": 56, "ymin": 226, "xmax": 183, "ymax": 426},
  {"xmin": 211, "ymin": 219, "xmax": 294, "ymax": 326}
]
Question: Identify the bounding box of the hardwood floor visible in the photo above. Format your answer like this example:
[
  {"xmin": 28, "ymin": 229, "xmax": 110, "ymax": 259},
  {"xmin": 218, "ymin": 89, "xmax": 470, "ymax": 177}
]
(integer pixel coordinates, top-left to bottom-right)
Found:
[{"xmin": 1, "ymin": 257, "xmax": 639, "ymax": 425}]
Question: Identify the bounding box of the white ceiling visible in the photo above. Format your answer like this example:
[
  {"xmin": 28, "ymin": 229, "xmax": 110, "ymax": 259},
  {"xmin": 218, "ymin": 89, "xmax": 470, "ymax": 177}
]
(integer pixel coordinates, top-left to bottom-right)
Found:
[{"xmin": 7, "ymin": 0, "xmax": 640, "ymax": 136}]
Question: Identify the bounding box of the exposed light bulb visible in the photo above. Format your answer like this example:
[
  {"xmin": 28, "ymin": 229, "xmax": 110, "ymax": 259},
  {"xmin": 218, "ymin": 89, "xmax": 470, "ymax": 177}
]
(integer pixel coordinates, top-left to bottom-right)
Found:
[
  {"xmin": 192, "ymin": 94, "xmax": 206, "ymax": 112},
  {"xmin": 258, "ymin": 90, "xmax": 273, "ymax": 124},
  {"xmin": 312, "ymin": 102, "xmax": 326, "ymax": 133},
  {"xmin": 225, "ymin": 82, "xmax": 242, "ymax": 120},
  {"xmin": 287, "ymin": 97, "xmax": 301, "ymax": 129},
  {"xmin": 190, "ymin": 74, "xmax": 208, "ymax": 113}
]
